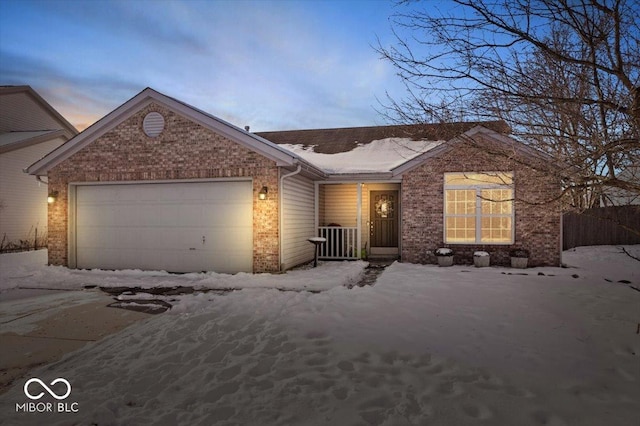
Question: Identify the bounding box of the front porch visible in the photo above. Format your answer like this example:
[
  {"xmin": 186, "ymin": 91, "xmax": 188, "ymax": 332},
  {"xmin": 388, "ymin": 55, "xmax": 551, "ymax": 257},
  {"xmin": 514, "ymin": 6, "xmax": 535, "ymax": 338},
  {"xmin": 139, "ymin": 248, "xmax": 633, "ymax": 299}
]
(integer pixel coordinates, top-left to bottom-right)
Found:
[{"xmin": 315, "ymin": 182, "xmax": 401, "ymax": 260}]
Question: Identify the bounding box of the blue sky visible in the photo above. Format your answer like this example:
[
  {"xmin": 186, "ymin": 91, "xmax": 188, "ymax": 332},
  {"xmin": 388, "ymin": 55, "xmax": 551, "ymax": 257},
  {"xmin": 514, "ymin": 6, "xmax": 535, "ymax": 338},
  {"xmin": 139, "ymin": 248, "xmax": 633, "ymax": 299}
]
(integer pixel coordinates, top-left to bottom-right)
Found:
[{"xmin": 1, "ymin": 0, "xmax": 427, "ymax": 131}]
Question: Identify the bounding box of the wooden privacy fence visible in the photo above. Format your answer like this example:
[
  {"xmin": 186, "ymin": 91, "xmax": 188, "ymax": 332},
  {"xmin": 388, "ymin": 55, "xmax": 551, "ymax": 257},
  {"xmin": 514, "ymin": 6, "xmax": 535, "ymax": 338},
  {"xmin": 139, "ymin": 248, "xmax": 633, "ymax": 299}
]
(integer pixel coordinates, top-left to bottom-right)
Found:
[{"xmin": 563, "ymin": 205, "xmax": 640, "ymax": 250}]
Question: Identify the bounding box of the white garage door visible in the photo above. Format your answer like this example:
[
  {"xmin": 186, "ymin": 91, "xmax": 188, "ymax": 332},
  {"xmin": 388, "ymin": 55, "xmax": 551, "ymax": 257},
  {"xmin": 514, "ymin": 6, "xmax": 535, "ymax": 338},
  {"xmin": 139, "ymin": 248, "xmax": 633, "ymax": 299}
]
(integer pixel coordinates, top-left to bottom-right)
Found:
[{"xmin": 75, "ymin": 181, "xmax": 253, "ymax": 273}]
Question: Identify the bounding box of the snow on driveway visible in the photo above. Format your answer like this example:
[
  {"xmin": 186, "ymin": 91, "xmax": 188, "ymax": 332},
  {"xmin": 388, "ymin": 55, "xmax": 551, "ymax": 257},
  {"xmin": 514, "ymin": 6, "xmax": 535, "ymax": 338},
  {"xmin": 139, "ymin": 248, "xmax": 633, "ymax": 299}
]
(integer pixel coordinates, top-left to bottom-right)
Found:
[{"xmin": 0, "ymin": 246, "xmax": 638, "ymax": 425}]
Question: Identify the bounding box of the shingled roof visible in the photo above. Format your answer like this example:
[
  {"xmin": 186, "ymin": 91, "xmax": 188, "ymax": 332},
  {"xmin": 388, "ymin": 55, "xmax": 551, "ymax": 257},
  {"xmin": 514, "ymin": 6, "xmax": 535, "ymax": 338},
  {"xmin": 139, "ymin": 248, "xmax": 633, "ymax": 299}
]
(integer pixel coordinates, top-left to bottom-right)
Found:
[{"xmin": 256, "ymin": 121, "xmax": 510, "ymax": 154}]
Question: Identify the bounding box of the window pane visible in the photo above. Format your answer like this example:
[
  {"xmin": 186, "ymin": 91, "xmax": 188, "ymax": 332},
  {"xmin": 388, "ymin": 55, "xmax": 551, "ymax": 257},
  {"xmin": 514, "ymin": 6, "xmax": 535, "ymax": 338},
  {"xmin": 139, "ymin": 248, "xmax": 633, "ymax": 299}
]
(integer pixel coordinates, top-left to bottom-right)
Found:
[
  {"xmin": 481, "ymin": 216, "xmax": 512, "ymax": 243},
  {"xmin": 445, "ymin": 216, "xmax": 476, "ymax": 243},
  {"xmin": 481, "ymin": 189, "xmax": 513, "ymax": 214},
  {"xmin": 445, "ymin": 172, "xmax": 513, "ymax": 186},
  {"xmin": 446, "ymin": 190, "xmax": 476, "ymax": 214}
]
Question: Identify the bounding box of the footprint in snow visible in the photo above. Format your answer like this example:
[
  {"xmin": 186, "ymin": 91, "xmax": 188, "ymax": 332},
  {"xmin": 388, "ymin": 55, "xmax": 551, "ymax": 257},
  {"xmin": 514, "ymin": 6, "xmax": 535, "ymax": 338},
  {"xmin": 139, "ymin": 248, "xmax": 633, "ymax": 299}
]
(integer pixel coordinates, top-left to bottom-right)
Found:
[
  {"xmin": 531, "ymin": 409, "xmax": 567, "ymax": 426},
  {"xmin": 305, "ymin": 330, "xmax": 329, "ymax": 339},
  {"xmin": 332, "ymin": 386, "xmax": 349, "ymax": 400},
  {"xmin": 305, "ymin": 355, "xmax": 329, "ymax": 367},
  {"xmin": 462, "ymin": 402, "xmax": 493, "ymax": 420},
  {"xmin": 337, "ymin": 360, "xmax": 355, "ymax": 371},
  {"xmin": 248, "ymin": 357, "xmax": 276, "ymax": 377},
  {"xmin": 205, "ymin": 380, "xmax": 240, "ymax": 402},
  {"xmin": 217, "ymin": 363, "xmax": 242, "ymax": 381}
]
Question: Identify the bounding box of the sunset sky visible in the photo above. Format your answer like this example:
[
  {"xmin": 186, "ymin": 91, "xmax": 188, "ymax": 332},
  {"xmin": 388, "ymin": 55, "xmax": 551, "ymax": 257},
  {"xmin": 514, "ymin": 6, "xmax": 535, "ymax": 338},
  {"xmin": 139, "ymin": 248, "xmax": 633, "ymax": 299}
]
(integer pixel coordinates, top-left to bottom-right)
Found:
[{"xmin": 0, "ymin": 0, "xmax": 442, "ymax": 132}]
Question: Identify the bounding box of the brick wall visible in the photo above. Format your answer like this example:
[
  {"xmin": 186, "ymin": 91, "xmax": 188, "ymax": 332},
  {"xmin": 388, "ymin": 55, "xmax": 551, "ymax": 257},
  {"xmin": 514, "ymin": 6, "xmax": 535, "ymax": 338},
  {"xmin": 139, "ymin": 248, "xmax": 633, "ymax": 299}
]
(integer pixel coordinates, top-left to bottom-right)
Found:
[
  {"xmin": 47, "ymin": 103, "xmax": 280, "ymax": 273},
  {"xmin": 401, "ymin": 134, "xmax": 562, "ymax": 266}
]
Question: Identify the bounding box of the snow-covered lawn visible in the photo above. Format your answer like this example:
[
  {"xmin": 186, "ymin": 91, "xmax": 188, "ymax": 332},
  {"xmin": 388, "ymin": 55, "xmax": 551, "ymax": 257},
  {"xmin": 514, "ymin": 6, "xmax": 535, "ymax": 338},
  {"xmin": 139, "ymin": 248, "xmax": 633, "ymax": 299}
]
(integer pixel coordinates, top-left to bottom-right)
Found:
[
  {"xmin": 0, "ymin": 249, "xmax": 366, "ymax": 294},
  {"xmin": 1, "ymin": 246, "xmax": 638, "ymax": 425}
]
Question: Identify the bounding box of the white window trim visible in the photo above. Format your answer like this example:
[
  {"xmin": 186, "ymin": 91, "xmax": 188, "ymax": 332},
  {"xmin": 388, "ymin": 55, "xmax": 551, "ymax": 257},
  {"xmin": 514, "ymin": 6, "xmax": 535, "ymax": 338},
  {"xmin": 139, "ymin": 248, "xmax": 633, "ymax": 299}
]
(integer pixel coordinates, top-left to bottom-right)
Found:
[{"xmin": 443, "ymin": 172, "xmax": 515, "ymax": 245}]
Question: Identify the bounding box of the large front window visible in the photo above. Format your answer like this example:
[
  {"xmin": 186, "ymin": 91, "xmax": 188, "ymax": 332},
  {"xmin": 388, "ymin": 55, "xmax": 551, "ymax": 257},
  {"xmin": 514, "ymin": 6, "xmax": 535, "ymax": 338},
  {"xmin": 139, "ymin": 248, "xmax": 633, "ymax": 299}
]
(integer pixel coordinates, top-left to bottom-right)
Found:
[{"xmin": 444, "ymin": 172, "xmax": 514, "ymax": 244}]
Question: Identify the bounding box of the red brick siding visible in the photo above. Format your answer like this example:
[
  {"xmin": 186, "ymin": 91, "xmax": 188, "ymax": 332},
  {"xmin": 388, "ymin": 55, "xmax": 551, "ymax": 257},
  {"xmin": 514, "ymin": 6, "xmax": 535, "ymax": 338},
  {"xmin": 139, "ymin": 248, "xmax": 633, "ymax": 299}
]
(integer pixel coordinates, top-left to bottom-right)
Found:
[
  {"xmin": 47, "ymin": 103, "xmax": 280, "ymax": 272},
  {"xmin": 401, "ymin": 136, "xmax": 561, "ymax": 266}
]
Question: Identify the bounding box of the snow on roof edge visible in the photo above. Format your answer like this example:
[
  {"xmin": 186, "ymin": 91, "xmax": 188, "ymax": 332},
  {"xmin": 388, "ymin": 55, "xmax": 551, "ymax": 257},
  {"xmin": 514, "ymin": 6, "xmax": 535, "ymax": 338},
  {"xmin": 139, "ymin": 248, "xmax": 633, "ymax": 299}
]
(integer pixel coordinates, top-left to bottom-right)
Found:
[{"xmin": 279, "ymin": 138, "xmax": 443, "ymax": 174}]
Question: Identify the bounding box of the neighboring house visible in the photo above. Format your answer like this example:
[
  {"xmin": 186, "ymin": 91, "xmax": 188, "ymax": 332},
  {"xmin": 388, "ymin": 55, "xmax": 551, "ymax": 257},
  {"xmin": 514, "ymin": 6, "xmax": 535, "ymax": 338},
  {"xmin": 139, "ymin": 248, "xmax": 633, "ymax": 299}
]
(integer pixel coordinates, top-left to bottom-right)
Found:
[
  {"xmin": 601, "ymin": 166, "xmax": 640, "ymax": 206},
  {"xmin": 0, "ymin": 86, "xmax": 78, "ymax": 249},
  {"xmin": 26, "ymin": 88, "xmax": 561, "ymax": 273}
]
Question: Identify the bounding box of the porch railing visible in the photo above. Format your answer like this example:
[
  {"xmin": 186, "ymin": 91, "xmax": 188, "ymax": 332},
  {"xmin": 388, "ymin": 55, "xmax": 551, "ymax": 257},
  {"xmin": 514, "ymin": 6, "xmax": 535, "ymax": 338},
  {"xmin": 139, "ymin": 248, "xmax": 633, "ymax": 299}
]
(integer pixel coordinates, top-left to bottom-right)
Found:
[{"xmin": 317, "ymin": 226, "xmax": 358, "ymax": 259}]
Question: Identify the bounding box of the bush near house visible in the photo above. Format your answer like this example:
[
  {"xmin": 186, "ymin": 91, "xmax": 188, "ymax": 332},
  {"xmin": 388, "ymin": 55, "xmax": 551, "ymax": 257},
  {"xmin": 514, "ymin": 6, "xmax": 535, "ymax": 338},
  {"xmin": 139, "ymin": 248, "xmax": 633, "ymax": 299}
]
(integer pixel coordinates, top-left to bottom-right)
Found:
[{"xmin": 0, "ymin": 226, "xmax": 47, "ymax": 253}]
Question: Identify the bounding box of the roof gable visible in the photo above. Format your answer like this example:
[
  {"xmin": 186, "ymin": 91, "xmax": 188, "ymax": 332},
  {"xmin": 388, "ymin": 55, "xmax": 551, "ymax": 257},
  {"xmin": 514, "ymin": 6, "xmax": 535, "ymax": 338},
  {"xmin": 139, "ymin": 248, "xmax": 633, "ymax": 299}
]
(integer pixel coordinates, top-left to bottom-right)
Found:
[
  {"xmin": 391, "ymin": 126, "xmax": 558, "ymax": 176},
  {"xmin": 0, "ymin": 85, "xmax": 78, "ymax": 137},
  {"xmin": 26, "ymin": 88, "xmax": 320, "ymax": 176}
]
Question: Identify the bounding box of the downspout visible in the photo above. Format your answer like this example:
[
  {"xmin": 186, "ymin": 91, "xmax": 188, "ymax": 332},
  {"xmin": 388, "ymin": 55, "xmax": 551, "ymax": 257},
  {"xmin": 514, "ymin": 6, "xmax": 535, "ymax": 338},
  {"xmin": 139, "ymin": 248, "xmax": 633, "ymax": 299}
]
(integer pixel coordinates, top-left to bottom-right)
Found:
[
  {"xmin": 279, "ymin": 163, "xmax": 302, "ymax": 271},
  {"xmin": 36, "ymin": 175, "xmax": 48, "ymax": 186}
]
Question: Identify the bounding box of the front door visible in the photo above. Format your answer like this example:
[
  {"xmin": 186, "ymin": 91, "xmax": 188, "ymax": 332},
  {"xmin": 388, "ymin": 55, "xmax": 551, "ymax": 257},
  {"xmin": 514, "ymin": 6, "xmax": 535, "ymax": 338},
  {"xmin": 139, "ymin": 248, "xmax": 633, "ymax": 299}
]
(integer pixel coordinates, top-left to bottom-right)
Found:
[{"xmin": 370, "ymin": 190, "xmax": 398, "ymax": 247}]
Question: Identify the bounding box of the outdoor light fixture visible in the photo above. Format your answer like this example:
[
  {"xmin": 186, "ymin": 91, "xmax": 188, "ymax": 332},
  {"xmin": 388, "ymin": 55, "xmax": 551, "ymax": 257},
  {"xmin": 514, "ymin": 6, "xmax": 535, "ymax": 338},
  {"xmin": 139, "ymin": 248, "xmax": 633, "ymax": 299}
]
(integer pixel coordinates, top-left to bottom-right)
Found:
[
  {"xmin": 258, "ymin": 186, "xmax": 268, "ymax": 200},
  {"xmin": 47, "ymin": 190, "xmax": 59, "ymax": 204}
]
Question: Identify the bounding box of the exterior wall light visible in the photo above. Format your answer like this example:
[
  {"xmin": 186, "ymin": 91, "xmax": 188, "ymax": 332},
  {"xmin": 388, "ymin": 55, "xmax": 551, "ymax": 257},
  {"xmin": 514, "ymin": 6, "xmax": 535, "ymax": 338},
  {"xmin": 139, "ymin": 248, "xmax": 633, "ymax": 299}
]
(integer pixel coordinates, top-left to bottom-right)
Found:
[
  {"xmin": 258, "ymin": 186, "xmax": 268, "ymax": 200},
  {"xmin": 47, "ymin": 190, "xmax": 59, "ymax": 204}
]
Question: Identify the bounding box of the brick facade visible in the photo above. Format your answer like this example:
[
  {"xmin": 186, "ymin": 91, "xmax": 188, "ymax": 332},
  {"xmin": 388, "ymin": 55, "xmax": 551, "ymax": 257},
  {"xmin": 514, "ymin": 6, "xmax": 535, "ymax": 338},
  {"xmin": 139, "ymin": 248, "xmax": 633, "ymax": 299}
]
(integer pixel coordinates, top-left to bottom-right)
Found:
[
  {"xmin": 401, "ymin": 135, "xmax": 562, "ymax": 267},
  {"xmin": 47, "ymin": 103, "xmax": 280, "ymax": 273}
]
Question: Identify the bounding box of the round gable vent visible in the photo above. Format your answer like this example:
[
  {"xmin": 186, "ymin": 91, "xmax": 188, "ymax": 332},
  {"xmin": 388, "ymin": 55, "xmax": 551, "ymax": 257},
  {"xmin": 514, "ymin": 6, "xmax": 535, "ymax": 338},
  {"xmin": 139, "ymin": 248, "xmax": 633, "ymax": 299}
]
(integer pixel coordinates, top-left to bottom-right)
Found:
[{"xmin": 143, "ymin": 112, "xmax": 165, "ymax": 137}]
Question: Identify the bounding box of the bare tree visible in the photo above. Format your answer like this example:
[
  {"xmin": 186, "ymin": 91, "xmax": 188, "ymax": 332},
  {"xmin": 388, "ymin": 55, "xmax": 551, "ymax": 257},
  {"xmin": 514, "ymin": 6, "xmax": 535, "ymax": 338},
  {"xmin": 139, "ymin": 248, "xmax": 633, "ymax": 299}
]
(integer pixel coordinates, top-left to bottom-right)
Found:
[{"xmin": 377, "ymin": 0, "xmax": 640, "ymax": 209}]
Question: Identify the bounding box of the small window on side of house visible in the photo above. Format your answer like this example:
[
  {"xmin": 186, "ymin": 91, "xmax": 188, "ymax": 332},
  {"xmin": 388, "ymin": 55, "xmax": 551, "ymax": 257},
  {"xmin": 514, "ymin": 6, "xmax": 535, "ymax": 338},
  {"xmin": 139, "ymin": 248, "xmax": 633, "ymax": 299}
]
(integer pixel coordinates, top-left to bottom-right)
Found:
[{"xmin": 444, "ymin": 172, "xmax": 514, "ymax": 244}]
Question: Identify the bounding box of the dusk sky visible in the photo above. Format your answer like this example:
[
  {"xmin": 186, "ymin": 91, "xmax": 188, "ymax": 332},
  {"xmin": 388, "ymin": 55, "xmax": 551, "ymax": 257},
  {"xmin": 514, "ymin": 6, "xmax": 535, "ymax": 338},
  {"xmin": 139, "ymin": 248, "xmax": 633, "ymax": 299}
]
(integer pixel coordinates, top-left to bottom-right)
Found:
[{"xmin": 0, "ymin": 0, "xmax": 438, "ymax": 132}]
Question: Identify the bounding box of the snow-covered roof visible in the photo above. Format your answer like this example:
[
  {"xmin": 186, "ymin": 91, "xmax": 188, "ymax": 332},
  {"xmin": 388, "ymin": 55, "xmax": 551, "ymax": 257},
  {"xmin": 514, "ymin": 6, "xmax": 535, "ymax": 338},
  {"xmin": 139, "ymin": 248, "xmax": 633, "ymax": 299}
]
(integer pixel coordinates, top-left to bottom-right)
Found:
[
  {"xmin": 258, "ymin": 121, "xmax": 510, "ymax": 176},
  {"xmin": 280, "ymin": 138, "xmax": 442, "ymax": 174},
  {"xmin": 257, "ymin": 121, "xmax": 509, "ymax": 154}
]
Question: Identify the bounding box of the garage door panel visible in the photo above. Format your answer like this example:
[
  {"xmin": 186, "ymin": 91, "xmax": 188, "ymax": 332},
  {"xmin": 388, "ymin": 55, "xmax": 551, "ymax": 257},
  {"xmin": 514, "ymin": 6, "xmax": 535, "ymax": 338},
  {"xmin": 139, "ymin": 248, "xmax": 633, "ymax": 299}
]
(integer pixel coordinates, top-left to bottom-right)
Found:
[
  {"xmin": 75, "ymin": 181, "xmax": 253, "ymax": 273},
  {"xmin": 212, "ymin": 202, "xmax": 253, "ymax": 225},
  {"xmin": 207, "ymin": 229, "xmax": 252, "ymax": 251},
  {"xmin": 177, "ymin": 204, "xmax": 204, "ymax": 227},
  {"xmin": 232, "ymin": 234, "xmax": 253, "ymax": 252}
]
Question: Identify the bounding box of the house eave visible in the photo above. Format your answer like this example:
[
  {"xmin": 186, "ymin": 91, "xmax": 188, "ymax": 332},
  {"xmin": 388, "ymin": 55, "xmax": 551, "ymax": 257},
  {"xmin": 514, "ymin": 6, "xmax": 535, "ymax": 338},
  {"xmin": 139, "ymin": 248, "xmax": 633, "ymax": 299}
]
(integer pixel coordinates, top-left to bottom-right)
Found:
[
  {"xmin": 1, "ymin": 129, "xmax": 66, "ymax": 155},
  {"xmin": 281, "ymin": 159, "xmax": 327, "ymax": 180},
  {"xmin": 324, "ymin": 172, "xmax": 398, "ymax": 182}
]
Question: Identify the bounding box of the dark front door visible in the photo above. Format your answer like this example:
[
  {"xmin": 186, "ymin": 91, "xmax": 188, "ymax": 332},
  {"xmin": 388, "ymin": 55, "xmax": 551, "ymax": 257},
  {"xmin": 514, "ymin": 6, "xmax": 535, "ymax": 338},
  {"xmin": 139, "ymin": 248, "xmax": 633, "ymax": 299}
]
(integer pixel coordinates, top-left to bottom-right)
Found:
[{"xmin": 370, "ymin": 190, "xmax": 398, "ymax": 247}]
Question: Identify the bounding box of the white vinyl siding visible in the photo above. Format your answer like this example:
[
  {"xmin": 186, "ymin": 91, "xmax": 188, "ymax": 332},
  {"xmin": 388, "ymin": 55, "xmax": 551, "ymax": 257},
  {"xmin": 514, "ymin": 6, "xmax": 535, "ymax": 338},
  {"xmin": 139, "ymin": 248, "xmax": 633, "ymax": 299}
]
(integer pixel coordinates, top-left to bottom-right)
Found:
[
  {"xmin": 281, "ymin": 174, "xmax": 315, "ymax": 270},
  {"xmin": 0, "ymin": 137, "xmax": 65, "ymax": 243},
  {"xmin": 444, "ymin": 172, "xmax": 514, "ymax": 244},
  {"xmin": 321, "ymin": 184, "xmax": 358, "ymax": 227},
  {"xmin": 73, "ymin": 180, "xmax": 253, "ymax": 273}
]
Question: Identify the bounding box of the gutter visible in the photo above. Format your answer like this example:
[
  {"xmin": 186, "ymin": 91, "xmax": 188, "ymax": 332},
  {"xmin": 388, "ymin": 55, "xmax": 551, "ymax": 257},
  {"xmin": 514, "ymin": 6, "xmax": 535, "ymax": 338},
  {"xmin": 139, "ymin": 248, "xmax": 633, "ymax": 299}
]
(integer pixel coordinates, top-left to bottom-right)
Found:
[{"xmin": 278, "ymin": 164, "xmax": 302, "ymax": 271}]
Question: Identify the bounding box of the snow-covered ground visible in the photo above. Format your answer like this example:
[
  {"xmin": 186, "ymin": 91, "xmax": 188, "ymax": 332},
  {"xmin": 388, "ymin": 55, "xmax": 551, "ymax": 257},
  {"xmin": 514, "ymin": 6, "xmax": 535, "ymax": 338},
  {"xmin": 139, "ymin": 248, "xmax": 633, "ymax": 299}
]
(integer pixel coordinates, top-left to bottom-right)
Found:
[
  {"xmin": 1, "ymin": 246, "xmax": 638, "ymax": 425},
  {"xmin": 0, "ymin": 249, "xmax": 366, "ymax": 294}
]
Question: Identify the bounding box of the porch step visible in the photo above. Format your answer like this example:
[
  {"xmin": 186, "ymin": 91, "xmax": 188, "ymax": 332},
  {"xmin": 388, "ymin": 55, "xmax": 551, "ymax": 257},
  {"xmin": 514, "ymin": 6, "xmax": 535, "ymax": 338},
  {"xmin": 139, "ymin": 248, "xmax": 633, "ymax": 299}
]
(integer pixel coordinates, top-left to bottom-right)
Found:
[{"xmin": 365, "ymin": 255, "xmax": 398, "ymax": 264}]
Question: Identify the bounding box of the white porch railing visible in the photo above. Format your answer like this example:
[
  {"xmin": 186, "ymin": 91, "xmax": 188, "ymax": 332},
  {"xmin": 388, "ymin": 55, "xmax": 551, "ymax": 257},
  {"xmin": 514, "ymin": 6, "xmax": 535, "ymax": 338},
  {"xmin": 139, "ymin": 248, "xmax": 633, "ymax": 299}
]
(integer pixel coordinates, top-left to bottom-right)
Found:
[{"xmin": 317, "ymin": 226, "xmax": 359, "ymax": 259}]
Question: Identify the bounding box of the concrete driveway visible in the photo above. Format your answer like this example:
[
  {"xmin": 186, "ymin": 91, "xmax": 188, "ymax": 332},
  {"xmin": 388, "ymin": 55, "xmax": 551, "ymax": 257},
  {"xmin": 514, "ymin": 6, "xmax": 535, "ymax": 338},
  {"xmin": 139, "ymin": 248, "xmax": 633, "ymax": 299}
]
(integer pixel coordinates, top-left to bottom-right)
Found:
[{"xmin": 0, "ymin": 288, "xmax": 152, "ymax": 395}]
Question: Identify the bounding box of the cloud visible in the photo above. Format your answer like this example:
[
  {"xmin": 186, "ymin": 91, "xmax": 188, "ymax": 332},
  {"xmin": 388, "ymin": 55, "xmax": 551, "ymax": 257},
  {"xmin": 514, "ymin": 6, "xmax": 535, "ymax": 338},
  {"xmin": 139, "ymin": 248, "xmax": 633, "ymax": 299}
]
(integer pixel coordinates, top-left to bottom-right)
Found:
[
  {"xmin": 1, "ymin": 0, "xmax": 404, "ymax": 132},
  {"xmin": 0, "ymin": 49, "xmax": 143, "ymax": 130}
]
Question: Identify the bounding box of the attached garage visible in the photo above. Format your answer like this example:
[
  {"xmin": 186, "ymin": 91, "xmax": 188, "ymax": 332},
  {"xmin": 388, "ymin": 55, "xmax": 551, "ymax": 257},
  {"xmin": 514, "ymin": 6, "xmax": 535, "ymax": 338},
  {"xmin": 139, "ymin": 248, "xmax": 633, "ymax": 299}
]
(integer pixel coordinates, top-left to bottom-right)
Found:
[
  {"xmin": 72, "ymin": 180, "xmax": 253, "ymax": 273},
  {"xmin": 26, "ymin": 88, "xmax": 325, "ymax": 273}
]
